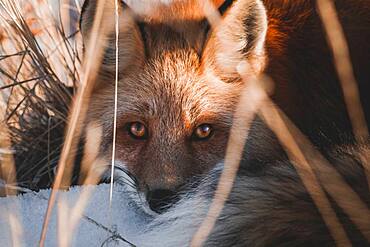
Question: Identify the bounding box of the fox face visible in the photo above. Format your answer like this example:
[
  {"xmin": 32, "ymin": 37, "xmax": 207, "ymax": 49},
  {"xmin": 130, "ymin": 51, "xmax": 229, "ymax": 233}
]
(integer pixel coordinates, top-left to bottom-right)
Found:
[
  {"xmin": 80, "ymin": 0, "xmax": 267, "ymax": 197},
  {"xmin": 88, "ymin": 47, "xmax": 239, "ymax": 191}
]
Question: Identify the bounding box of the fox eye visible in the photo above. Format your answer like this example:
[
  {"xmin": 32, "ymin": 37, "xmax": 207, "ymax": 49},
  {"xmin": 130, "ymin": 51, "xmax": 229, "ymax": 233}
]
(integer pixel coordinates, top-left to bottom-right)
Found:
[
  {"xmin": 193, "ymin": 124, "xmax": 213, "ymax": 141},
  {"xmin": 127, "ymin": 122, "xmax": 148, "ymax": 140}
]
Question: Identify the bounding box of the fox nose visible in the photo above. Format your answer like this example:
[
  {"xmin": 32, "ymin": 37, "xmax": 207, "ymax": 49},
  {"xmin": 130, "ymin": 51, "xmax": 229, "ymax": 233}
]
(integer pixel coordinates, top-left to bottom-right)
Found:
[
  {"xmin": 143, "ymin": 172, "xmax": 185, "ymax": 213},
  {"xmin": 144, "ymin": 168, "xmax": 182, "ymax": 191},
  {"xmin": 141, "ymin": 162, "xmax": 189, "ymax": 212},
  {"xmin": 146, "ymin": 188, "xmax": 180, "ymax": 213}
]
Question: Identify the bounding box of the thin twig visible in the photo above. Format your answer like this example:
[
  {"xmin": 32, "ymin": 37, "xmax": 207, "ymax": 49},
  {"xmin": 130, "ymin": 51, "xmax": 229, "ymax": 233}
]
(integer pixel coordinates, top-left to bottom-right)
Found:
[
  {"xmin": 109, "ymin": 0, "xmax": 120, "ymax": 212},
  {"xmin": 316, "ymin": 0, "xmax": 369, "ymax": 142},
  {"xmin": 39, "ymin": 0, "xmax": 111, "ymax": 245}
]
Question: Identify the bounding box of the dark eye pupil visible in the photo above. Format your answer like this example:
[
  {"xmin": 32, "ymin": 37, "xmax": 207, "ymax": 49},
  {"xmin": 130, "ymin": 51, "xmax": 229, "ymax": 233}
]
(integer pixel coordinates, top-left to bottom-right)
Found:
[
  {"xmin": 129, "ymin": 122, "xmax": 147, "ymax": 139},
  {"xmin": 195, "ymin": 124, "xmax": 212, "ymax": 139}
]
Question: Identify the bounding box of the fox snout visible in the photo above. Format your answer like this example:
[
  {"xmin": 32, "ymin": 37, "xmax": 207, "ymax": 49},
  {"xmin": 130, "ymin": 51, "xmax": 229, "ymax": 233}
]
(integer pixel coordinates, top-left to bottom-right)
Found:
[
  {"xmin": 136, "ymin": 154, "xmax": 198, "ymax": 191},
  {"xmin": 144, "ymin": 181, "xmax": 184, "ymax": 213},
  {"xmin": 128, "ymin": 149, "xmax": 208, "ymax": 212},
  {"xmin": 143, "ymin": 169, "xmax": 183, "ymax": 191},
  {"xmin": 139, "ymin": 162, "xmax": 192, "ymax": 213}
]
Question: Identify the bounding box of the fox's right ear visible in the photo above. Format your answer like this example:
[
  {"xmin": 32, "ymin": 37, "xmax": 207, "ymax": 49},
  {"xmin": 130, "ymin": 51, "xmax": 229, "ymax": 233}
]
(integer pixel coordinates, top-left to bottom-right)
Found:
[
  {"xmin": 79, "ymin": 0, "xmax": 145, "ymax": 75},
  {"xmin": 202, "ymin": 0, "xmax": 268, "ymax": 81}
]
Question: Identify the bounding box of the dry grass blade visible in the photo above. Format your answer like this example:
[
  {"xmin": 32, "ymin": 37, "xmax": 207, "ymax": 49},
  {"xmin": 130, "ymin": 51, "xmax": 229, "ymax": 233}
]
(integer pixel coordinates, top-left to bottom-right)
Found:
[
  {"xmin": 109, "ymin": 0, "xmax": 120, "ymax": 210},
  {"xmin": 317, "ymin": 0, "xmax": 370, "ymax": 202},
  {"xmin": 7, "ymin": 213, "xmax": 23, "ymax": 247},
  {"xmin": 199, "ymin": 0, "xmax": 222, "ymax": 27},
  {"xmin": 70, "ymin": 124, "xmax": 104, "ymax": 229},
  {"xmin": 0, "ymin": 92, "xmax": 17, "ymax": 196},
  {"xmin": 0, "ymin": 92, "xmax": 23, "ymax": 247},
  {"xmin": 191, "ymin": 1, "xmax": 263, "ymax": 245},
  {"xmin": 316, "ymin": 0, "xmax": 369, "ymax": 142},
  {"xmin": 191, "ymin": 62, "xmax": 268, "ymax": 247},
  {"xmin": 0, "ymin": 128, "xmax": 17, "ymax": 196},
  {"xmin": 78, "ymin": 122, "xmax": 103, "ymax": 184},
  {"xmin": 259, "ymin": 101, "xmax": 352, "ymax": 247},
  {"xmin": 58, "ymin": 123, "xmax": 107, "ymax": 247},
  {"xmin": 39, "ymin": 0, "xmax": 112, "ymax": 245},
  {"xmin": 74, "ymin": 0, "xmax": 82, "ymax": 13}
]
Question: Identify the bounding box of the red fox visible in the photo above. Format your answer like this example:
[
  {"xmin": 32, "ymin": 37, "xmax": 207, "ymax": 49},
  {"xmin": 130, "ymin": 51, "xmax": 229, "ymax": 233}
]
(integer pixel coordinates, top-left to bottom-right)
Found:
[
  {"xmin": 77, "ymin": 0, "xmax": 370, "ymax": 245},
  {"xmin": 80, "ymin": 0, "xmax": 369, "ymax": 192},
  {"xmin": 7, "ymin": 0, "xmax": 370, "ymax": 245}
]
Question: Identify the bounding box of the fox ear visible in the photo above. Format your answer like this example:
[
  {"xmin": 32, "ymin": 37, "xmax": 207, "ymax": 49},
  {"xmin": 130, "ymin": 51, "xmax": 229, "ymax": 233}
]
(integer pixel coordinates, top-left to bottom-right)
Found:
[
  {"xmin": 80, "ymin": 0, "xmax": 145, "ymax": 75},
  {"xmin": 202, "ymin": 0, "xmax": 268, "ymax": 81}
]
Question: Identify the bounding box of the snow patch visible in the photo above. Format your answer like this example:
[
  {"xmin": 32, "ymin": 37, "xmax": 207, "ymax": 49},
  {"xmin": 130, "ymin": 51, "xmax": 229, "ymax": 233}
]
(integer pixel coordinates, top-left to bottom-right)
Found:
[{"xmin": 0, "ymin": 183, "xmax": 208, "ymax": 246}]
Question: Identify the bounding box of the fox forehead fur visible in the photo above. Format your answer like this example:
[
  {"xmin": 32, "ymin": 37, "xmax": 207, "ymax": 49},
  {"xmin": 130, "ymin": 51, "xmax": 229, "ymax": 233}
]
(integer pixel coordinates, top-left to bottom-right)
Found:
[{"xmin": 81, "ymin": 0, "xmax": 267, "ymax": 190}]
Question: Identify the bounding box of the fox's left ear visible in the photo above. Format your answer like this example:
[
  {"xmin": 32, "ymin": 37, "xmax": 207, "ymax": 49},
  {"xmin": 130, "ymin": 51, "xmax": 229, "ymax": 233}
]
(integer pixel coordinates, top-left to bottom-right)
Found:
[
  {"xmin": 202, "ymin": 0, "xmax": 268, "ymax": 81},
  {"xmin": 79, "ymin": 0, "xmax": 145, "ymax": 76}
]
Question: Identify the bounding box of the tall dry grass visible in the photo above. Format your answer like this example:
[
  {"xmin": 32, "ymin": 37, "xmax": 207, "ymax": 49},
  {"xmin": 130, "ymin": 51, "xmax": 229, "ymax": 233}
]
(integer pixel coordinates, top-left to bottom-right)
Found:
[{"xmin": 0, "ymin": 0, "xmax": 81, "ymax": 191}]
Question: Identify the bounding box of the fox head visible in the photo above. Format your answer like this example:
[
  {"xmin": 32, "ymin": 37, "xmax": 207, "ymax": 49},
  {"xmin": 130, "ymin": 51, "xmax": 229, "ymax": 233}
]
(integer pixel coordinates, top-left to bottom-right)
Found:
[{"xmin": 80, "ymin": 0, "xmax": 267, "ymax": 201}]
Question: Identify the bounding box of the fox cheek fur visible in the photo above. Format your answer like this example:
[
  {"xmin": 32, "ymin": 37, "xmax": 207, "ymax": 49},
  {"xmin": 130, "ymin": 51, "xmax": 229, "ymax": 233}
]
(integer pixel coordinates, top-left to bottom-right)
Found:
[{"xmin": 79, "ymin": 0, "xmax": 268, "ymax": 192}]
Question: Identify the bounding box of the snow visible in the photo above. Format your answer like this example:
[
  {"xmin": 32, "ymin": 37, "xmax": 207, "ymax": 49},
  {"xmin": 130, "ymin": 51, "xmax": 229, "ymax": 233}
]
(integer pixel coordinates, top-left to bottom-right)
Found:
[
  {"xmin": 0, "ymin": 184, "xmax": 143, "ymax": 246},
  {"xmin": 0, "ymin": 183, "xmax": 209, "ymax": 246}
]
